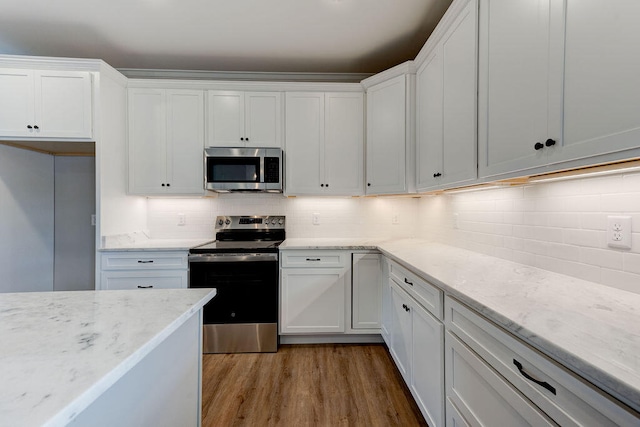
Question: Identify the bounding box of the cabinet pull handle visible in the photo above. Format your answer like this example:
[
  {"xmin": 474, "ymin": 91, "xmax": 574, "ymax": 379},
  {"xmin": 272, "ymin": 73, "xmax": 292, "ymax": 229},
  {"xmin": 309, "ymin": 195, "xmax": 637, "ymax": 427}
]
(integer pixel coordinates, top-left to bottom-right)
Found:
[
  {"xmin": 137, "ymin": 285, "xmax": 153, "ymax": 289},
  {"xmin": 306, "ymin": 258, "xmax": 321, "ymax": 261},
  {"xmin": 401, "ymin": 304, "xmax": 410, "ymax": 312},
  {"xmin": 33, "ymin": 125, "xmax": 39, "ymax": 130},
  {"xmin": 433, "ymin": 172, "xmax": 442, "ymax": 178},
  {"xmin": 404, "ymin": 278, "xmax": 413, "ymax": 286},
  {"xmin": 137, "ymin": 260, "xmax": 154, "ymax": 263},
  {"xmin": 27, "ymin": 125, "xmax": 33, "ymax": 129},
  {"xmin": 513, "ymin": 359, "xmax": 556, "ymax": 395},
  {"xmin": 545, "ymin": 138, "xmax": 556, "ymax": 147},
  {"xmin": 534, "ymin": 142, "xmax": 544, "ymax": 150}
]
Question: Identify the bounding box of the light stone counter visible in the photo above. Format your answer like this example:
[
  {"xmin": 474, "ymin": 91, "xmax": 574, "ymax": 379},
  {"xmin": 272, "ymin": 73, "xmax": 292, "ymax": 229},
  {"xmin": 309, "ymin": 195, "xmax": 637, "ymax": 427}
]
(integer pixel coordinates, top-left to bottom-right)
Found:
[
  {"xmin": 0, "ymin": 288, "xmax": 216, "ymax": 427},
  {"xmin": 100, "ymin": 232, "xmax": 212, "ymax": 251},
  {"xmin": 281, "ymin": 237, "xmax": 640, "ymax": 412},
  {"xmin": 279, "ymin": 237, "xmax": 383, "ymax": 250}
]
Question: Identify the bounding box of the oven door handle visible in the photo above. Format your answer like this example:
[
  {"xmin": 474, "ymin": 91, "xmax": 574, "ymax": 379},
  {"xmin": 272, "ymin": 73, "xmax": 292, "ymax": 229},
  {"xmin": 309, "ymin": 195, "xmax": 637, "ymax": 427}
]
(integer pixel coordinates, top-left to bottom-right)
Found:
[{"xmin": 188, "ymin": 253, "xmax": 278, "ymax": 262}]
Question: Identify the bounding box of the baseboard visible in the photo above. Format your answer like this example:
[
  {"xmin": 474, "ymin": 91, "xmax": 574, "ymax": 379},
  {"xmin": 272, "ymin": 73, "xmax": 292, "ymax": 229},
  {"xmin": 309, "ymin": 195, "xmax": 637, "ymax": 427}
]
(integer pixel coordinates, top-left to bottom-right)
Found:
[{"xmin": 280, "ymin": 334, "xmax": 384, "ymax": 345}]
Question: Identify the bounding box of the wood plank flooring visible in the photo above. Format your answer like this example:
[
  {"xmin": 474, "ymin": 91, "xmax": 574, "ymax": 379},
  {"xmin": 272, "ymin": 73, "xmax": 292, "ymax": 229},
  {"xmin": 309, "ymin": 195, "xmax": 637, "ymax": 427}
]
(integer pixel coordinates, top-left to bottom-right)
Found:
[{"xmin": 202, "ymin": 344, "xmax": 427, "ymax": 427}]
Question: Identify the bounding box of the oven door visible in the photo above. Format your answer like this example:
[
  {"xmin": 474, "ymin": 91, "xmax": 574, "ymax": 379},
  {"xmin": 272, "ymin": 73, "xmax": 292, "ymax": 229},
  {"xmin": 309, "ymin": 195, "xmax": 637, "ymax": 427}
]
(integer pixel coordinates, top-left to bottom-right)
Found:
[{"xmin": 188, "ymin": 252, "xmax": 279, "ymax": 353}]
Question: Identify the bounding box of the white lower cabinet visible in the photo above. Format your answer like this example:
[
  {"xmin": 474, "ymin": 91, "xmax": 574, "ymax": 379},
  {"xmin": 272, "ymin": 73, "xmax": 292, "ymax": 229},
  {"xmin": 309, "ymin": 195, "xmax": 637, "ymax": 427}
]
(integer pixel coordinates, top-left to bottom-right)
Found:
[
  {"xmin": 99, "ymin": 251, "xmax": 188, "ymax": 290},
  {"xmin": 280, "ymin": 267, "xmax": 347, "ymax": 334},
  {"xmin": 389, "ymin": 279, "xmax": 444, "ymax": 427},
  {"xmin": 280, "ymin": 250, "xmax": 382, "ymax": 337},
  {"xmin": 445, "ymin": 296, "xmax": 639, "ymax": 427}
]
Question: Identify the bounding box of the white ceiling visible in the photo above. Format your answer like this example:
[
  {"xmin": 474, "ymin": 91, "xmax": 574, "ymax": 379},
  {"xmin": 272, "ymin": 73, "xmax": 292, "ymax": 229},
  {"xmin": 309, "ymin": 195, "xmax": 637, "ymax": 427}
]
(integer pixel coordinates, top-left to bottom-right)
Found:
[{"xmin": 0, "ymin": 0, "xmax": 453, "ymax": 75}]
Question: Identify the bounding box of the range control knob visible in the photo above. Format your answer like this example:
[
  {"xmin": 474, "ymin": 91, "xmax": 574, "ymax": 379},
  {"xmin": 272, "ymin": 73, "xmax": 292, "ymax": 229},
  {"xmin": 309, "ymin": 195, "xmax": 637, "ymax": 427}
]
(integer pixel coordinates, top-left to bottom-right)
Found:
[
  {"xmin": 217, "ymin": 218, "xmax": 224, "ymax": 226},
  {"xmin": 225, "ymin": 219, "xmax": 231, "ymax": 225},
  {"xmin": 271, "ymin": 218, "xmax": 277, "ymax": 225},
  {"xmin": 278, "ymin": 218, "xmax": 284, "ymax": 225}
]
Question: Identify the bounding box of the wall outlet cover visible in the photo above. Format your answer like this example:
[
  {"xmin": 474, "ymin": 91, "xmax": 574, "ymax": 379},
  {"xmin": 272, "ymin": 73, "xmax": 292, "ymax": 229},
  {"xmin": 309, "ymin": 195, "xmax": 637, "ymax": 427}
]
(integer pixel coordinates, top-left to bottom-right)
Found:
[{"xmin": 607, "ymin": 215, "xmax": 631, "ymax": 249}]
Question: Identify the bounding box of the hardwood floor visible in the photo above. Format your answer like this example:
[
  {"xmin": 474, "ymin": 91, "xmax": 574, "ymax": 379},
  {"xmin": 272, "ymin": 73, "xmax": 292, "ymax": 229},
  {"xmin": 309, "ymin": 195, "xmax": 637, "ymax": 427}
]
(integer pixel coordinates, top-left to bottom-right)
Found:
[{"xmin": 202, "ymin": 344, "xmax": 427, "ymax": 427}]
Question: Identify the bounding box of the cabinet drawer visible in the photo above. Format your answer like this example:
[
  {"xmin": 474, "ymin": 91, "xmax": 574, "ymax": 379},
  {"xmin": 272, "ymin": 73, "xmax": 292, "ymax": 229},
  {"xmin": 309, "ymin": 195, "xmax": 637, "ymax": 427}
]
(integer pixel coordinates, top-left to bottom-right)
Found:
[
  {"xmin": 389, "ymin": 260, "xmax": 443, "ymax": 320},
  {"xmin": 101, "ymin": 270, "xmax": 187, "ymax": 290},
  {"xmin": 445, "ymin": 297, "xmax": 639, "ymax": 426},
  {"xmin": 101, "ymin": 251, "xmax": 188, "ymax": 270},
  {"xmin": 280, "ymin": 251, "xmax": 348, "ymax": 268}
]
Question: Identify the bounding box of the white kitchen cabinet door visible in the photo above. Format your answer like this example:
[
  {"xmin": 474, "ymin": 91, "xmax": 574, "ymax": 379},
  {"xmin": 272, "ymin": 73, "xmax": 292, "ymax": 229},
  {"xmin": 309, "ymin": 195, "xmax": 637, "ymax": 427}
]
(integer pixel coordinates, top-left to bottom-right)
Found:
[
  {"xmin": 478, "ymin": 0, "xmax": 564, "ymax": 178},
  {"xmin": 416, "ymin": 48, "xmax": 444, "ymax": 190},
  {"xmin": 351, "ymin": 253, "xmax": 381, "ymax": 329},
  {"xmin": 324, "ymin": 92, "xmax": 364, "ymax": 195},
  {"xmin": 389, "ymin": 282, "xmax": 413, "ymax": 384},
  {"xmin": 0, "ymin": 69, "xmax": 34, "ymax": 137},
  {"xmin": 0, "ymin": 69, "xmax": 92, "ymax": 139},
  {"xmin": 207, "ymin": 91, "xmax": 244, "ymax": 147},
  {"xmin": 366, "ymin": 74, "xmax": 409, "ymax": 194},
  {"xmin": 280, "ymin": 268, "xmax": 347, "ymax": 334},
  {"xmin": 36, "ymin": 70, "xmax": 92, "ymax": 139},
  {"xmin": 411, "ymin": 300, "xmax": 444, "ymax": 427},
  {"xmin": 128, "ymin": 88, "xmax": 204, "ymax": 195},
  {"xmin": 380, "ymin": 260, "xmax": 393, "ymax": 345},
  {"xmin": 165, "ymin": 90, "xmax": 205, "ymax": 194},
  {"xmin": 245, "ymin": 92, "xmax": 282, "ymax": 147},
  {"xmin": 561, "ymin": 0, "xmax": 640, "ymax": 162},
  {"xmin": 445, "ymin": 331, "xmax": 556, "ymax": 427},
  {"xmin": 284, "ymin": 92, "xmax": 324, "ymax": 194},
  {"xmin": 128, "ymin": 88, "xmax": 167, "ymax": 194},
  {"xmin": 207, "ymin": 91, "xmax": 282, "ymax": 148}
]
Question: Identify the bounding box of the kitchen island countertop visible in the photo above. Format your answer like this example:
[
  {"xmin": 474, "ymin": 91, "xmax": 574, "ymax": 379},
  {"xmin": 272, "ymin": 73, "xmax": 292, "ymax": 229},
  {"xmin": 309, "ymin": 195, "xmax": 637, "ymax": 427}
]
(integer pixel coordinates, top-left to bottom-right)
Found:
[{"xmin": 0, "ymin": 288, "xmax": 216, "ymax": 427}]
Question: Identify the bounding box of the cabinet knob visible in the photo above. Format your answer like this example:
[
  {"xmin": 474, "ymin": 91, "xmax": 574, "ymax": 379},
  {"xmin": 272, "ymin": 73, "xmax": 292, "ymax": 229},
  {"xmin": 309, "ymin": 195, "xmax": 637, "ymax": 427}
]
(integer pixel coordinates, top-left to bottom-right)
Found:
[
  {"xmin": 240, "ymin": 137, "xmax": 245, "ymax": 141},
  {"xmin": 34, "ymin": 125, "xmax": 39, "ymax": 130},
  {"xmin": 321, "ymin": 184, "xmax": 324, "ymax": 187},
  {"xmin": 367, "ymin": 183, "xmax": 371, "ymax": 187},
  {"xmin": 27, "ymin": 125, "xmax": 33, "ymax": 129},
  {"xmin": 545, "ymin": 138, "xmax": 556, "ymax": 147},
  {"xmin": 534, "ymin": 142, "xmax": 544, "ymax": 150},
  {"xmin": 166, "ymin": 183, "xmax": 170, "ymax": 187},
  {"xmin": 325, "ymin": 183, "xmax": 329, "ymax": 188},
  {"xmin": 161, "ymin": 183, "xmax": 165, "ymax": 187},
  {"xmin": 246, "ymin": 138, "xmax": 249, "ymax": 142}
]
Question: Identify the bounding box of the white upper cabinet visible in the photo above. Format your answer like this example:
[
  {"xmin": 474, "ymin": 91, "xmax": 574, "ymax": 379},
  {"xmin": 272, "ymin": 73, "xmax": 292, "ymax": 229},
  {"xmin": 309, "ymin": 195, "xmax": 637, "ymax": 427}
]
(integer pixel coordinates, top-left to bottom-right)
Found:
[
  {"xmin": 479, "ymin": 0, "xmax": 640, "ymax": 180},
  {"xmin": 365, "ymin": 73, "xmax": 415, "ymax": 195},
  {"xmin": 0, "ymin": 69, "xmax": 92, "ymax": 139},
  {"xmin": 478, "ymin": 0, "xmax": 565, "ymax": 178},
  {"xmin": 416, "ymin": 0, "xmax": 478, "ymax": 191},
  {"xmin": 128, "ymin": 88, "xmax": 205, "ymax": 195},
  {"xmin": 285, "ymin": 91, "xmax": 364, "ymax": 196},
  {"xmin": 207, "ymin": 90, "xmax": 282, "ymax": 148},
  {"xmin": 561, "ymin": 0, "xmax": 640, "ymax": 161}
]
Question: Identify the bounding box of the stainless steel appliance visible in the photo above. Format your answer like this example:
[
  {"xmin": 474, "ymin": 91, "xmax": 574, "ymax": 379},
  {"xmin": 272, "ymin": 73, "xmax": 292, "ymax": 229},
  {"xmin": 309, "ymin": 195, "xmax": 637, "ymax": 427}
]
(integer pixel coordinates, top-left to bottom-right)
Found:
[
  {"xmin": 188, "ymin": 215, "xmax": 285, "ymax": 353},
  {"xmin": 204, "ymin": 147, "xmax": 283, "ymax": 193}
]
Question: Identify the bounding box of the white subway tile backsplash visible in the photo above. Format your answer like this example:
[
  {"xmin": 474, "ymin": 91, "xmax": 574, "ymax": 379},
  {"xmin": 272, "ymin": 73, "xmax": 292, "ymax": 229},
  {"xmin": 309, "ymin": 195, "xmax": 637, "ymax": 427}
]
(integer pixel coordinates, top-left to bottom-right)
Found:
[{"xmin": 580, "ymin": 247, "xmax": 624, "ymax": 270}]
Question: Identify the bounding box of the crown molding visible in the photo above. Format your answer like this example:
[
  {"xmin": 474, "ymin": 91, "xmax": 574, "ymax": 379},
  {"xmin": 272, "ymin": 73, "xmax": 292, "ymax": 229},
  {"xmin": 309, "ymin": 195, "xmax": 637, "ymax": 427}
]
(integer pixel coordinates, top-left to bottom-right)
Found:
[{"xmin": 359, "ymin": 61, "xmax": 416, "ymax": 89}]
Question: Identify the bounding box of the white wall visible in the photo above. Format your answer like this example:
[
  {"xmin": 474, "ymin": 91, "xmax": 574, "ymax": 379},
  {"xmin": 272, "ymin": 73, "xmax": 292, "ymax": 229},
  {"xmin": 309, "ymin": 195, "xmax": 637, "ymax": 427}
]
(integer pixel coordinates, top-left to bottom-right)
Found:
[
  {"xmin": 417, "ymin": 170, "xmax": 640, "ymax": 294},
  {"xmin": 146, "ymin": 194, "xmax": 419, "ymax": 240},
  {"xmin": 0, "ymin": 144, "xmax": 54, "ymax": 292},
  {"xmin": 54, "ymin": 156, "xmax": 95, "ymax": 291},
  {"xmin": 97, "ymin": 71, "xmax": 147, "ymax": 238}
]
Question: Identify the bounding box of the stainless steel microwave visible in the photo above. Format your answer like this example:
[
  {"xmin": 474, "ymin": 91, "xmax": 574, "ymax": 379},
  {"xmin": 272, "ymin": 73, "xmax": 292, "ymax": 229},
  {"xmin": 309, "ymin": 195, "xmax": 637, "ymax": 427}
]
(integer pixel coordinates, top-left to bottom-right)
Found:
[{"xmin": 204, "ymin": 147, "xmax": 283, "ymax": 193}]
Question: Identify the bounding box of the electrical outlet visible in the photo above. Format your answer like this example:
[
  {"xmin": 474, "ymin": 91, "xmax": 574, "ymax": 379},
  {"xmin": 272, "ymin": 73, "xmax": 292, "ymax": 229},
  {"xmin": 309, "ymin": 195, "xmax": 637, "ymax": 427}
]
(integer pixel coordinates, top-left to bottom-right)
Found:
[
  {"xmin": 177, "ymin": 213, "xmax": 186, "ymax": 226},
  {"xmin": 607, "ymin": 216, "xmax": 631, "ymax": 249},
  {"xmin": 312, "ymin": 213, "xmax": 320, "ymax": 225}
]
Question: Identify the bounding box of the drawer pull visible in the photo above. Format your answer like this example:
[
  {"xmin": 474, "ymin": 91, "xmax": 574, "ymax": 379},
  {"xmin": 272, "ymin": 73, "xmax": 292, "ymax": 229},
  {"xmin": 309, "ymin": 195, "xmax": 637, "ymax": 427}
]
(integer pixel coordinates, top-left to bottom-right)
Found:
[
  {"xmin": 513, "ymin": 359, "xmax": 556, "ymax": 395},
  {"xmin": 137, "ymin": 260, "xmax": 154, "ymax": 264},
  {"xmin": 404, "ymin": 278, "xmax": 413, "ymax": 286},
  {"xmin": 401, "ymin": 304, "xmax": 410, "ymax": 312},
  {"xmin": 137, "ymin": 285, "xmax": 154, "ymax": 289},
  {"xmin": 306, "ymin": 258, "xmax": 321, "ymax": 261}
]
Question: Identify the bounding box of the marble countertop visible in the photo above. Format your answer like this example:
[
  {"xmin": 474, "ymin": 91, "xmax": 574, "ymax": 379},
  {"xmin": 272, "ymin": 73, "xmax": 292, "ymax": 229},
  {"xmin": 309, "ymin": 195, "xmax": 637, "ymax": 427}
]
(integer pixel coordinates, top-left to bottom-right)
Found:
[
  {"xmin": 100, "ymin": 232, "xmax": 212, "ymax": 251},
  {"xmin": 0, "ymin": 288, "xmax": 216, "ymax": 427},
  {"xmin": 280, "ymin": 237, "xmax": 640, "ymax": 412},
  {"xmin": 279, "ymin": 238, "xmax": 383, "ymax": 250}
]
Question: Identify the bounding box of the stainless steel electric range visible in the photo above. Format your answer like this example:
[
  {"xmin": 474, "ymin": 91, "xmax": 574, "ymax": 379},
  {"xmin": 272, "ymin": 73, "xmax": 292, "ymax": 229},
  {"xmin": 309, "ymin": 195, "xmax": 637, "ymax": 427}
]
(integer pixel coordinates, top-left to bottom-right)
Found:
[{"xmin": 188, "ymin": 215, "xmax": 285, "ymax": 353}]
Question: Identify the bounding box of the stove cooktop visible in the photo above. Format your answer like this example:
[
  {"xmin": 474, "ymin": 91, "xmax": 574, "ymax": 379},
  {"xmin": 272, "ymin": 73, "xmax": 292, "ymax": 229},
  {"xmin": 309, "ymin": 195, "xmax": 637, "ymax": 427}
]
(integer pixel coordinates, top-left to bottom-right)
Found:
[{"xmin": 190, "ymin": 239, "xmax": 283, "ymax": 253}]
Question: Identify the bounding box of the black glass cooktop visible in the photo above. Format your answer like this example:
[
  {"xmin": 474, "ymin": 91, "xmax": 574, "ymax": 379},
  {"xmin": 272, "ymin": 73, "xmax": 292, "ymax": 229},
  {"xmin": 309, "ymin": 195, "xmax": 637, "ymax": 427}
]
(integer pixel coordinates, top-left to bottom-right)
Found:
[{"xmin": 190, "ymin": 239, "xmax": 282, "ymax": 254}]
